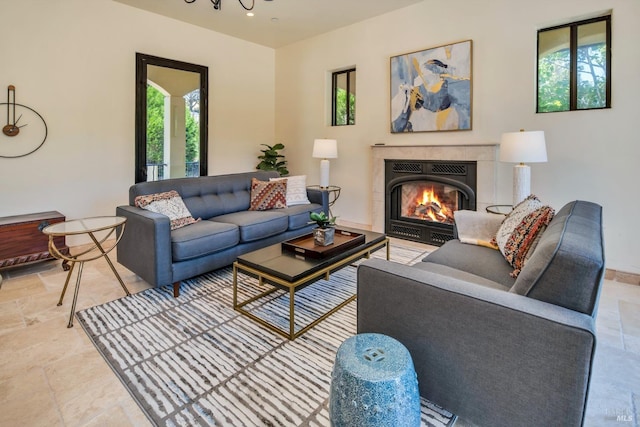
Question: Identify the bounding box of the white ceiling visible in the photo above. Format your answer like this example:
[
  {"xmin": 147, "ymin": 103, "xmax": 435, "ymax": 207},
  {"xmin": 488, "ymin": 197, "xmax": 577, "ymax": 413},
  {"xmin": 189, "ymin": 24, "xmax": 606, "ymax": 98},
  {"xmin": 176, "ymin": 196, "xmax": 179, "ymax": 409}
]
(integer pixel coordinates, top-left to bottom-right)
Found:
[{"xmin": 113, "ymin": 0, "xmax": 424, "ymax": 48}]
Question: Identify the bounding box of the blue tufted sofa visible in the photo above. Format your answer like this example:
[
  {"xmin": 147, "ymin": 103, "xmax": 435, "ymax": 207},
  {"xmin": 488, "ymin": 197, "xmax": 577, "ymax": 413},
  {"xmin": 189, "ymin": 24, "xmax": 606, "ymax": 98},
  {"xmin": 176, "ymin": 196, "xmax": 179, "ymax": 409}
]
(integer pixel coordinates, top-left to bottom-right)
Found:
[{"xmin": 116, "ymin": 171, "xmax": 328, "ymax": 296}]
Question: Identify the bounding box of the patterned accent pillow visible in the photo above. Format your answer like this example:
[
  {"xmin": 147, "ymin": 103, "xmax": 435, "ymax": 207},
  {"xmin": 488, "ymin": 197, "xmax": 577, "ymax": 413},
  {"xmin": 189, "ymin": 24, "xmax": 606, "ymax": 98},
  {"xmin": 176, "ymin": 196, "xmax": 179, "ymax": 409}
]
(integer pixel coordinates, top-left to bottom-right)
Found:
[
  {"xmin": 249, "ymin": 178, "xmax": 287, "ymax": 211},
  {"xmin": 270, "ymin": 175, "xmax": 311, "ymax": 206},
  {"xmin": 502, "ymin": 205, "xmax": 555, "ymax": 277},
  {"xmin": 134, "ymin": 190, "xmax": 199, "ymax": 230},
  {"xmin": 493, "ymin": 194, "xmax": 543, "ymax": 253}
]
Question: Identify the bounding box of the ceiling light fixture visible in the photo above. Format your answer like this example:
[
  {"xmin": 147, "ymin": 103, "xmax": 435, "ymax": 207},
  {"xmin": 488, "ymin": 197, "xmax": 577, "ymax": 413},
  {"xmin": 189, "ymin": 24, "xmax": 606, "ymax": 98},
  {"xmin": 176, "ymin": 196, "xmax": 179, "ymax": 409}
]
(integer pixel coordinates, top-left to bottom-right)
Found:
[{"xmin": 184, "ymin": 0, "xmax": 256, "ymax": 12}]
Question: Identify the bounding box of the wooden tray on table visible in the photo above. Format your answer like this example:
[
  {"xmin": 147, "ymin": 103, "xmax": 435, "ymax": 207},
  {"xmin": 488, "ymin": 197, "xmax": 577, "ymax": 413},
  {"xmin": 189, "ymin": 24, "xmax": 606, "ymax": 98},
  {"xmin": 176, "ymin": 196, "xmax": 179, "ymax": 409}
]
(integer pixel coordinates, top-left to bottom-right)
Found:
[{"xmin": 282, "ymin": 229, "xmax": 366, "ymax": 259}]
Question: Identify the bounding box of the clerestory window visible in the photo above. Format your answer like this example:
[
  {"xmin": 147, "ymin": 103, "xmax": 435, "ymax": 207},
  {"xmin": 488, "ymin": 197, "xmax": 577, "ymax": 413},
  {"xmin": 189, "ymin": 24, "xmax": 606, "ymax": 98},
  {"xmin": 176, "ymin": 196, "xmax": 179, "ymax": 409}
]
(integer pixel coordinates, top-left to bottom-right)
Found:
[
  {"xmin": 331, "ymin": 68, "xmax": 356, "ymax": 125},
  {"xmin": 537, "ymin": 15, "xmax": 611, "ymax": 113}
]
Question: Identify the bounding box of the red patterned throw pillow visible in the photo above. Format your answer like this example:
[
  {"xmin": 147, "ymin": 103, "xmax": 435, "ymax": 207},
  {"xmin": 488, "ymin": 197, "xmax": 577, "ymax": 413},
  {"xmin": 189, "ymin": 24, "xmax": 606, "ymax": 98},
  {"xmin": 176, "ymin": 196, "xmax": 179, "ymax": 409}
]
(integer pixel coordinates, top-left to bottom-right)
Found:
[
  {"xmin": 249, "ymin": 178, "xmax": 287, "ymax": 211},
  {"xmin": 134, "ymin": 190, "xmax": 199, "ymax": 230},
  {"xmin": 502, "ymin": 205, "xmax": 555, "ymax": 277}
]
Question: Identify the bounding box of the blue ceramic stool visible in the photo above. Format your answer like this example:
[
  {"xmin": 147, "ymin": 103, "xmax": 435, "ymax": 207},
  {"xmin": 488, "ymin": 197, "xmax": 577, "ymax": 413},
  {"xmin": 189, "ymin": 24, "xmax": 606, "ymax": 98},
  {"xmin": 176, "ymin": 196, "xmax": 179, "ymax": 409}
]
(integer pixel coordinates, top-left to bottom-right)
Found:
[{"xmin": 329, "ymin": 333, "xmax": 421, "ymax": 427}]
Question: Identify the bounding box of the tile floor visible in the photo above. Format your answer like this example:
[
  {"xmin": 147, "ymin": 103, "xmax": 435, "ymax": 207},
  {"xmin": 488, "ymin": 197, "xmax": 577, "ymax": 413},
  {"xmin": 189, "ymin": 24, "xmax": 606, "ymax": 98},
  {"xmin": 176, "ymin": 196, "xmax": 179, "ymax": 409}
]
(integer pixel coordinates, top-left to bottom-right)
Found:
[{"xmin": 1, "ymin": 241, "xmax": 639, "ymax": 427}]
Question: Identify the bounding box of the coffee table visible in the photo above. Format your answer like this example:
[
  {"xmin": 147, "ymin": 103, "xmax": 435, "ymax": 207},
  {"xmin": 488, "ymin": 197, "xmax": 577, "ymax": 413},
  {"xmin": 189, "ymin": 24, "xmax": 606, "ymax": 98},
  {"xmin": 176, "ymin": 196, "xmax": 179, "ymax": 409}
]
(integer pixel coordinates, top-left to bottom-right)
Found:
[{"xmin": 233, "ymin": 227, "xmax": 388, "ymax": 340}]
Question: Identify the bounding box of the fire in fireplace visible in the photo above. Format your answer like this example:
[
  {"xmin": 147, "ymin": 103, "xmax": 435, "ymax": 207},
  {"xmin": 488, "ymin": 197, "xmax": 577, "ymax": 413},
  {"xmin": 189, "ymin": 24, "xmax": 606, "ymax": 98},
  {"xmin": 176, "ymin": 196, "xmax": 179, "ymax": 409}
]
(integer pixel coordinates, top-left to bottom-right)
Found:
[
  {"xmin": 401, "ymin": 182, "xmax": 458, "ymax": 224},
  {"xmin": 386, "ymin": 160, "xmax": 476, "ymax": 246}
]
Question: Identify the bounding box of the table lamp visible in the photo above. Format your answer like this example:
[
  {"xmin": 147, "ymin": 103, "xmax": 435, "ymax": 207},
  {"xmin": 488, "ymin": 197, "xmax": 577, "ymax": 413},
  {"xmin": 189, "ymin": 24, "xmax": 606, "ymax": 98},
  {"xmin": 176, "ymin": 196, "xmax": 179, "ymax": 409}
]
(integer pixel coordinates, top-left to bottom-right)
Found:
[
  {"xmin": 312, "ymin": 139, "xmax": 338, "ymax": 188},
  {"xmin": 499, "ymin": 130, "xmax": 547, "ymax": 205}
]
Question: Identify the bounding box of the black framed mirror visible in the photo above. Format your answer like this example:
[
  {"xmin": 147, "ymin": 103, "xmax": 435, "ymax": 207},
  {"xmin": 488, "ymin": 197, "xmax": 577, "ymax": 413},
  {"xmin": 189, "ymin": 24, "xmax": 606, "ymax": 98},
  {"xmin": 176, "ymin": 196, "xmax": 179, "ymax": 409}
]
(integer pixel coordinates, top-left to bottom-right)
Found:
[{"xmin": 135, "ymin": 53, "xmax": 208, "ymax": 183}]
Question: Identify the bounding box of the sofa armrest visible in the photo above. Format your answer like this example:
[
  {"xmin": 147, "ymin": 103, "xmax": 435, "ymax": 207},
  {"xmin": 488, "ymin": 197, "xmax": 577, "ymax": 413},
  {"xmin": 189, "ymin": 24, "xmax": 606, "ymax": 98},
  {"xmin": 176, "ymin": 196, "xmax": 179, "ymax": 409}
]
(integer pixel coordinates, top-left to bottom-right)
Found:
[
  {"xmin": 306, "ymin": 188, "xmax": 330, "ymax": 215},
  {"xmin": 357, "ymin": 258, "xmax": 596, "ymax": 427},
  {"xmin": 116, "ymin": 205, "xmax": 173, "ymax": 287}
]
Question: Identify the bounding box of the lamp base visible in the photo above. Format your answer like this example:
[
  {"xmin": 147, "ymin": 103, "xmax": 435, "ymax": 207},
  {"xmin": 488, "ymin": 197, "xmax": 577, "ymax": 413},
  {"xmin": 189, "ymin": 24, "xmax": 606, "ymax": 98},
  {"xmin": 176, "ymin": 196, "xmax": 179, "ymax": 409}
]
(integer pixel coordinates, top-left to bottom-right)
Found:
[
  {"xmin": 319, "ymin": 159, "xmax": 330, "ymax": 188},
  {"xmin": 513, "ymin": 164, "xmax": 531, "ymax": 205}
]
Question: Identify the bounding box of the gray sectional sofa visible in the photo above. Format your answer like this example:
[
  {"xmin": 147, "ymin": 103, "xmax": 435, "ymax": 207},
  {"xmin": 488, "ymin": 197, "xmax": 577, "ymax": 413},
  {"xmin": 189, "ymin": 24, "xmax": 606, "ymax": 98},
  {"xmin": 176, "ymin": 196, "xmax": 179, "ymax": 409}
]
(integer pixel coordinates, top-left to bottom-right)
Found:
[
  {"xmin": 357, "ymin": 200, "xmax": 604, "ymax": 427},
  {"xmin": 116, "ymin": 171, "xmax": 328, "ymax": 296}
]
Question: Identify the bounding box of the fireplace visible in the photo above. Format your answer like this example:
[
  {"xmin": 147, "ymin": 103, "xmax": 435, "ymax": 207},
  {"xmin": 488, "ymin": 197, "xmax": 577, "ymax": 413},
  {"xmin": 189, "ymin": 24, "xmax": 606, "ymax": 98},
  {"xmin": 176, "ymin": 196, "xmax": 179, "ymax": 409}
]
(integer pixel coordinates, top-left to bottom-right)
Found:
[{"xmin": 385, "ymin": 159, "xmax": 476, "ymax": 246}]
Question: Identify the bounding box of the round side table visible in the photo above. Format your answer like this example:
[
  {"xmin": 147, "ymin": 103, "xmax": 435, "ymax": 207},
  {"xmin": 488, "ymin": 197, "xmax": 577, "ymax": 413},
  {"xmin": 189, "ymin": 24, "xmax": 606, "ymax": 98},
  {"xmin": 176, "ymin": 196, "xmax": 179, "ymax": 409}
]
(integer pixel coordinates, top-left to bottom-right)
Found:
[
  {"xmin": 42, "ymin": 216, "xmax": 131, "ymax": 328},
  {"xmin": 307, "ymin": 185, "xmax": 341, "ymax": 216},
  {"xmin": 486, "ymin": 204, "xmax": 513, "ymax": 215}
]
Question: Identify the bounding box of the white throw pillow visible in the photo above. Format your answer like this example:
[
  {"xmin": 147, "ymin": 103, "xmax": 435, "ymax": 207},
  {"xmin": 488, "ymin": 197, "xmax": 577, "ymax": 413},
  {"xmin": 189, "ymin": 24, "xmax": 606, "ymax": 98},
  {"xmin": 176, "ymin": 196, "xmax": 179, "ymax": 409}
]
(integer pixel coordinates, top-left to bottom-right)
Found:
[
  {"xmin": 453, "ymin": 210, "xmax": 502, "ymax": 249},
  {"xmin": 270, "ymin": 175, "xmax": 310, "ymax": 206}
]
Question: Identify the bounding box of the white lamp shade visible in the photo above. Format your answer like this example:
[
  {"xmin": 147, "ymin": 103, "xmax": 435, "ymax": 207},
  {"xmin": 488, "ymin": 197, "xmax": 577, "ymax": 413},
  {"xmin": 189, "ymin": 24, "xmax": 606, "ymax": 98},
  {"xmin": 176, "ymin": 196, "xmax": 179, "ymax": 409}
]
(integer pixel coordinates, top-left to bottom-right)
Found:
[
  {"xmin": 312, "ymin": 139, "xmax": 338, "ymax": 159},
  {"xmin": 499, "ymin": 130, "xmax": 547, "ymax": 163}
]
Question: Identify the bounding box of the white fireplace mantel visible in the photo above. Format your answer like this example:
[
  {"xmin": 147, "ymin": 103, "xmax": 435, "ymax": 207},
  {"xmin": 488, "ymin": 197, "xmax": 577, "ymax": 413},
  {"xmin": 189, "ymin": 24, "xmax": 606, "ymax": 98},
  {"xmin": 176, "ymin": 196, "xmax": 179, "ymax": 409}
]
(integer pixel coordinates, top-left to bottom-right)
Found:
[{"xmin": 371, "ymin": 144, "xmax": 498, "ymax": 233}]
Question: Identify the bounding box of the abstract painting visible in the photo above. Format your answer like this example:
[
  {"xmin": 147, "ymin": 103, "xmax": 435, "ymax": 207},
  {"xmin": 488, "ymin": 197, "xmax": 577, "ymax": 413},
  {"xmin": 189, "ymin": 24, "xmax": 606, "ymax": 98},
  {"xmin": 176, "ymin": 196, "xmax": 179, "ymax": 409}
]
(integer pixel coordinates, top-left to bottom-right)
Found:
[{"xmin": 390, "ymin": 40, "xmax": 472, "ymax": 133}]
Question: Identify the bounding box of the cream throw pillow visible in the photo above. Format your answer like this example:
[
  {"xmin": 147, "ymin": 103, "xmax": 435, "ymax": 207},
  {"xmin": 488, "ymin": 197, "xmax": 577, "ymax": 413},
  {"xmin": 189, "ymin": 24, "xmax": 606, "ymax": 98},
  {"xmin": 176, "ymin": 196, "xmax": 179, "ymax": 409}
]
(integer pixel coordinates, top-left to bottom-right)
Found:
[
  {"xmin": 454, "ymin": 210, "xmax": 502, "ymax": 249},
  {"xmin": 270, "ymin": 175, "xmax": 310, "ymax": 206}
]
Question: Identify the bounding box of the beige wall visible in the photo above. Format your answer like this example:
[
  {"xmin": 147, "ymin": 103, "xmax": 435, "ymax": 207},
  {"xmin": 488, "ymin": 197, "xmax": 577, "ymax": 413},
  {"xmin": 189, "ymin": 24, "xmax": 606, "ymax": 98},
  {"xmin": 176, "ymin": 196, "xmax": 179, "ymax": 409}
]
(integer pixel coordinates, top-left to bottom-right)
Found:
[
  {"xmin": 275, "ymin": 0, "xmax": 640, "ymax": 274},
  {"xmin": 0, "ymin": 0, "xmax": 275, "ymax": 244},
  {"xmin": 1, "ymin": 0, "xmax": 638, "ymax": 274}
]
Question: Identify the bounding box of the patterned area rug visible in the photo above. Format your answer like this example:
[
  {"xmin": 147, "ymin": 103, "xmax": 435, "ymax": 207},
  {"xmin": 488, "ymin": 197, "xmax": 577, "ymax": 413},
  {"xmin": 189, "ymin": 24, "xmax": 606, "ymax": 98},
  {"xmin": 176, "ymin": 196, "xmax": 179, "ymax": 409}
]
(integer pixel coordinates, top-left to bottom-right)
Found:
[{"xmin": 77, "ymin": 244, "xmax": 456, "ymax": 426}]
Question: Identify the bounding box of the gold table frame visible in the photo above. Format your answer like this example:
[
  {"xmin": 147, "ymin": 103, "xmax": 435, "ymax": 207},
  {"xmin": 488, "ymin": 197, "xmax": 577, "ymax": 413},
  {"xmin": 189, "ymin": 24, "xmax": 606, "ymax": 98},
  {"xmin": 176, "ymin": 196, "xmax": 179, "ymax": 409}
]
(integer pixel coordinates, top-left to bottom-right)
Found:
[
  {"xmin": 43, "ymin": 216, "xmax": 131, "ymax": 328},
  {"xmin": 233, "ymin": 237, "xmax": 389, "ymax": 340}
]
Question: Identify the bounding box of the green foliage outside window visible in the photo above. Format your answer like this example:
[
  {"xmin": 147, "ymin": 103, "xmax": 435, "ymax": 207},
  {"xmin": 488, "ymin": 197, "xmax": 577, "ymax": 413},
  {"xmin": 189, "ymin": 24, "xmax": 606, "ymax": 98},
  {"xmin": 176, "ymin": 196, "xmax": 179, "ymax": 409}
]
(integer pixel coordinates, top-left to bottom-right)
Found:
[
  {"xmin": 537, "ymin": 16, "xmax": 610, "ymax": 113},
  {"xmin": 538, "ymin": 44, "xmax": 607, "ymax": 112},
  {"xmin": 335, "ymin": 88, "xmax": 356, "ymax": 125},
  {"xmin": 538, "ymin": 50, "xmax": 570, "ymax": 112},
  {"xmin": 332, "ymin": 68, "xmax": 355, "ymax": 126},
  {"xmin": 185, "ymin": 108, "xmax": 199, "ymax": 162},
  {"xmin": 576, "ymin": 44, "xmax": 607, "ymax": 109},
  {"xmin": 146, "ymin": 85, "xmax": 165, "ymax": 164},
  {"xmin": 146, "ymin": 85, "xmax": 199, "ymax": 164}
]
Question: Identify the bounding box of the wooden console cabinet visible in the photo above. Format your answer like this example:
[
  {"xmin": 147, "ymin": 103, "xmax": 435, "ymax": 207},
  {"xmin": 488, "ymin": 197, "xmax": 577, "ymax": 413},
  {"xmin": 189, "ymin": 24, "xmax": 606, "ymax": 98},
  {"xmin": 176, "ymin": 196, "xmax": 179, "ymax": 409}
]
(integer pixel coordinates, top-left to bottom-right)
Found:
[{"xmin": 0, "ymin": 211, "xmax": 70, "ymax": 269}]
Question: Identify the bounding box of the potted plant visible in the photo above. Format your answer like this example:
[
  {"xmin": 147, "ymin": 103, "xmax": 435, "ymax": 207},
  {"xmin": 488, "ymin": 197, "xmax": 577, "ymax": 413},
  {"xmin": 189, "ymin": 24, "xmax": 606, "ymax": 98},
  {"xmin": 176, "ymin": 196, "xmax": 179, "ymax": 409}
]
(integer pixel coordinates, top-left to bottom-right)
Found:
[
  {"xmin": 256, "ymin": 143, "xmax": 289, "ymax": 176},
  {"xmin": 309, "ymin": 212, "xmax": 337, "ymax": 246}
]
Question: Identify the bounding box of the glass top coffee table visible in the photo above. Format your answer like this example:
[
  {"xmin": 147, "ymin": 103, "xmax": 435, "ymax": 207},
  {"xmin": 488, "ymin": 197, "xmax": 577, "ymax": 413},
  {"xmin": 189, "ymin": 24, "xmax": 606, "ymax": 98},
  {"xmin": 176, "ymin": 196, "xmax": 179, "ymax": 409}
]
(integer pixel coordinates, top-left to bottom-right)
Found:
[{"xmin": 233, "ymin": 227, "xmax": 389, "ymax": 340}]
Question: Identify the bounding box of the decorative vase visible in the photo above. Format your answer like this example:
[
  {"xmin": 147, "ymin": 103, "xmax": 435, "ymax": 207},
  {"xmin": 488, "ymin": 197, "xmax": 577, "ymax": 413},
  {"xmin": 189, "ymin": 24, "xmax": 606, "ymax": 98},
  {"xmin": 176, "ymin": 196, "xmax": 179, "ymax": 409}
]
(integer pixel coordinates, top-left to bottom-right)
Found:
[{"xmin": 313, "ymin": 227, "xmax": 335, "ymax": 246}]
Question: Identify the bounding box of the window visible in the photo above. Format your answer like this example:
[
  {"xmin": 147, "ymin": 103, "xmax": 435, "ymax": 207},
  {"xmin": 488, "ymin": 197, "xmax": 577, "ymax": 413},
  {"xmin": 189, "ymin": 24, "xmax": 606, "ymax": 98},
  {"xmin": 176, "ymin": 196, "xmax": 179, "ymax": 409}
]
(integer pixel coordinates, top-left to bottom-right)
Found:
[
  {"xmin": 332, "ymin": 68, "xmax": 356, "ymax": 125},
  {"xmin": 537, "ymin": 15, "xmax": 611, "ymax": 113}
]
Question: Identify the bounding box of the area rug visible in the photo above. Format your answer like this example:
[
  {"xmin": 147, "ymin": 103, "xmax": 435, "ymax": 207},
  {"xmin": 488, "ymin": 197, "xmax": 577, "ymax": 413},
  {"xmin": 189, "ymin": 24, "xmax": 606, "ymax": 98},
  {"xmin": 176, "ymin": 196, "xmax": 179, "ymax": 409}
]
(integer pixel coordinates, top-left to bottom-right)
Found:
[{"xmin": 77, "ymin": 244, "xmax": 456, "ymax": 426}]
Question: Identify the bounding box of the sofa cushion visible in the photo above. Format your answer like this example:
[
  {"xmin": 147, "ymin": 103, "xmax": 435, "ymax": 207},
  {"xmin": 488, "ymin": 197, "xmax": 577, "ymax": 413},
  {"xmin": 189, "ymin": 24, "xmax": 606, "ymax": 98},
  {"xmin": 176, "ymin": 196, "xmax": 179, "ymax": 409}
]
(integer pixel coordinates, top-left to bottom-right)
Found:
[
  {"xmin": 422, "ymin": 240, "xmax": 516, "ymax": 288},
  {"xmin": 412, "ymin": 262, "xmax": 511, "ymax": 291},
  {"xmin": 171, "ymin": 220, "xmax": 239, "ymax": 262},
  {"xmin": 510, "ymin": 200, "xmax": 604, "ymax": 315},
  {"xmin": 134, "ymin": 190, "xmax": 199, "ymax": 230},
  {"xmin": 280, "ymin": 204, "xmax": 324, "ymax": 230},
  {"xmin": 212, "ymin": 210, "xmax": 289, "ymax": 242},
  {"xmin": 270, "ymin": 175, "xmax": 311, "ymax": 206},
  {"xmin": 249, "ymin": 178, "xmax": 287, "ymax": 211}
]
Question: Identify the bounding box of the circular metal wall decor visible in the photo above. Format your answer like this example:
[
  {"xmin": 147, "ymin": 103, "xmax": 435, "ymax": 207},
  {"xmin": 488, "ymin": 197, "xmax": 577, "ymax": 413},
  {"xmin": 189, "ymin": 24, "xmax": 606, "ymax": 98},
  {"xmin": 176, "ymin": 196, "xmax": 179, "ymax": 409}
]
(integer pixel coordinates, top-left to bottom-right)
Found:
[{"xmin": 1, "ymin": 85, "xmax": 48, "ymax": 158}]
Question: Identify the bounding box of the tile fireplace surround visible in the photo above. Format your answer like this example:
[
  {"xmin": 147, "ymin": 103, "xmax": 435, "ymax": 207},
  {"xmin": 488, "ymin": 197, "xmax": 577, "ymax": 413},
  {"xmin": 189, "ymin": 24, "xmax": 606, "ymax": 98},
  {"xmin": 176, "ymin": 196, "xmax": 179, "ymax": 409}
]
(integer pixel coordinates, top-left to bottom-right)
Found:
[{"xmin": 371, "ymin": 144, "xmax": 498, "ymax": 233}]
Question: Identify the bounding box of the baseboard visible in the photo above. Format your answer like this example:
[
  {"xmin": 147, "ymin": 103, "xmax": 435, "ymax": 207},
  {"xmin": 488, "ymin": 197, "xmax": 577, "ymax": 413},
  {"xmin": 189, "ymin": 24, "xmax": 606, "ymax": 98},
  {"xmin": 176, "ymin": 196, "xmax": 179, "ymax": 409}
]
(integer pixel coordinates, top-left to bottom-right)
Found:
[{"xmin": 605, "ymin": 269, "xmax": 640, "ymax": 286}]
